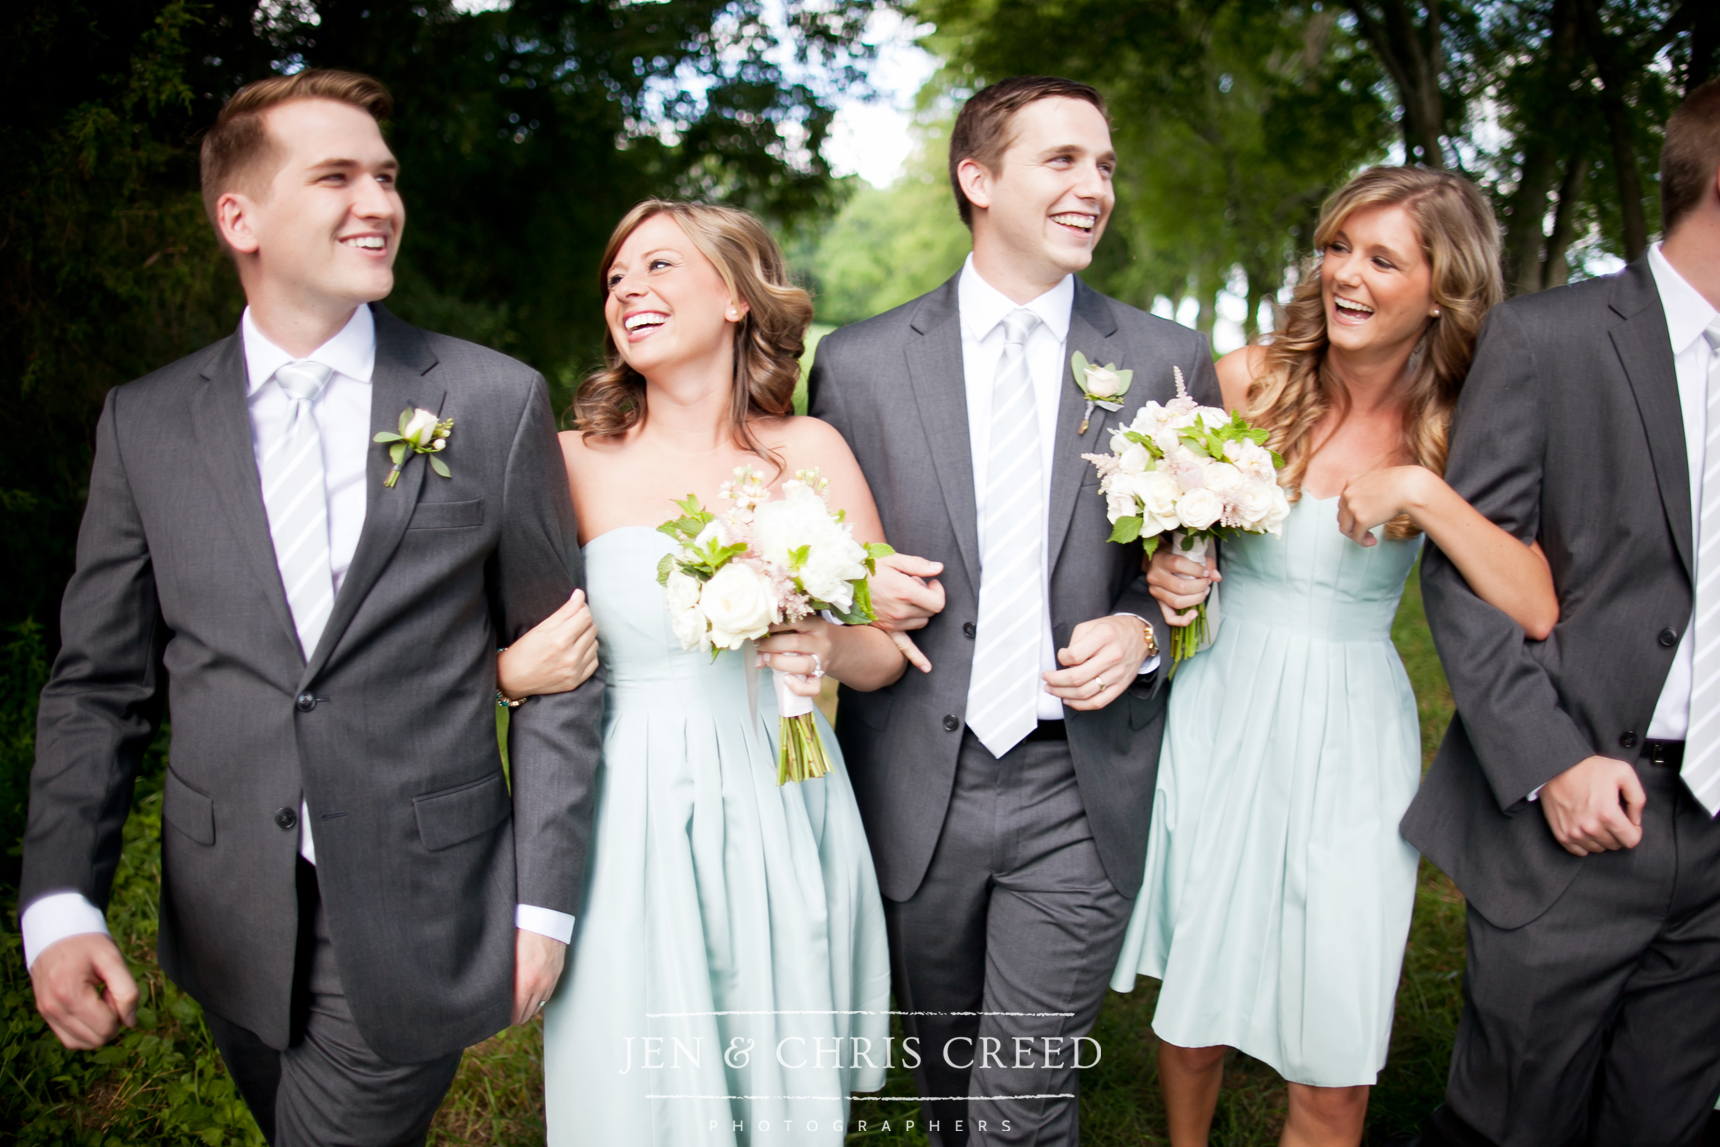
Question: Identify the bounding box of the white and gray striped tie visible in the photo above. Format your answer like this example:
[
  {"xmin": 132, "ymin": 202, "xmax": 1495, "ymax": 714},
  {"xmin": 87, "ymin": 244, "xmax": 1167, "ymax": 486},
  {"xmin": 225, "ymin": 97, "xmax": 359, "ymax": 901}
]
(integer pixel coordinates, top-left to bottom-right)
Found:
[
  {"xmin": 966, "ymin": 308, "xmax": 1045, "ymax": 758},
  {"xmin": 1683, "ymin": 320, "xmax": 1720, "ymax": 813},
  {"xmin": 261, "ymin": 360, "xmax": 336, "ymax": 660}
]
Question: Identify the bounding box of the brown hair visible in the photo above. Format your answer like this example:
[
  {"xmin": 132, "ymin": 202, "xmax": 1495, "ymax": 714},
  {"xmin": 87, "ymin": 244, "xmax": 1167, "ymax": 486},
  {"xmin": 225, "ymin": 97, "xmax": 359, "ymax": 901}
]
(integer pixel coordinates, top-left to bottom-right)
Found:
[
  {"xmin": 1660, "ymin": 76, "xmax": 1720, "ymax": 234},
  {"xmin": 574, "ymin": 200, "xmax": 814, "ymax": 462},
  {"xmin": 199, "ymin": 69, "xmax": 393, "ymax": 231},
  {"xmin": 948, "ymin": 76, "xmax": 1108, "ymax": 228},
  {"xmin": 1245, "ymin": 166, "xmax": 1502, "ymax": 539}
]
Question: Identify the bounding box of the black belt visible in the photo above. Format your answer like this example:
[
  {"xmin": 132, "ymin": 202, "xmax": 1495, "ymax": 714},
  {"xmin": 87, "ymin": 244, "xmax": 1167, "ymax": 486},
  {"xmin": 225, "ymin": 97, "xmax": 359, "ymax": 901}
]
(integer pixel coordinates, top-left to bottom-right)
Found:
[
  {"xmin": 1023, "ymin": 719, "xmax": 1067, "ymax": 743},
  {"xmin": 1643, "ymin": 739, "xmax": 1684, "ymax": 768}
]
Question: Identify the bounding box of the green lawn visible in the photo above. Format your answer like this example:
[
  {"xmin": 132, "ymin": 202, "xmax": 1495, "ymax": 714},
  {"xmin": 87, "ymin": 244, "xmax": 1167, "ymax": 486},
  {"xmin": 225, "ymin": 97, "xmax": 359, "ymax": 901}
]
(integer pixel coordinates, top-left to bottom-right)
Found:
[{"xmin": 1, "ymin": 572, "xmax": 1460, "ymax": 1145}]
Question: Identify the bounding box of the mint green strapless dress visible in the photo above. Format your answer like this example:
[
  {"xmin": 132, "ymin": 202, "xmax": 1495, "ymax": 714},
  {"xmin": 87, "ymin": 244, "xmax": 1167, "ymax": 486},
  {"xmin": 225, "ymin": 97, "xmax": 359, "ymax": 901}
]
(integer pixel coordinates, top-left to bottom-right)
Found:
[
  {"xmin": 1110, "ymin": 496, "xmax": 1422, "ymax": 1087},
  {"xmin": 544, "ymin": 528, "xmax": 890, "ymax": 1144}
]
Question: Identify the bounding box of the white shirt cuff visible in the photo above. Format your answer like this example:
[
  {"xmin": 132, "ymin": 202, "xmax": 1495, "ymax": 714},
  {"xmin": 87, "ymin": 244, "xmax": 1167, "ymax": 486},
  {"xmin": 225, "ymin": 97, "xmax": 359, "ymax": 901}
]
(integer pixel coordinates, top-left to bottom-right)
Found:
[
  {"xmin": 515, "ymin": 903, "xmax": 575, "ymax": 944},
  {"xmin": 1527, "ymin": 785, "xmax": 1544, "ymax": 802},
  {"xmin": 1112, "ymin": 614, "xmax": 1161, "ymax": 675},
  {"xmin": 21, "ymin": 892, "xmax": 112, "ymax": 970}
]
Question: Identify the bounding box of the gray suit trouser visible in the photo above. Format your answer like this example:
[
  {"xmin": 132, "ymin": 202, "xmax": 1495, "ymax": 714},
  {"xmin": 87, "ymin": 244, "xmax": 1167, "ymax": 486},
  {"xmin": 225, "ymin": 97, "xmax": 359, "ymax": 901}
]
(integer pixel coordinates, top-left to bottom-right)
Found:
[
  {"xmin": 1432, "ymin": 756, "xmax": 1720, "ymax": 1147},
  {"xmin": 885, "ymin": 730, "xmax": 1132, "ymax": 1147},
  {"xmin": 204, "ymin": 862, "xmax": 463, "ymax": 1146}
]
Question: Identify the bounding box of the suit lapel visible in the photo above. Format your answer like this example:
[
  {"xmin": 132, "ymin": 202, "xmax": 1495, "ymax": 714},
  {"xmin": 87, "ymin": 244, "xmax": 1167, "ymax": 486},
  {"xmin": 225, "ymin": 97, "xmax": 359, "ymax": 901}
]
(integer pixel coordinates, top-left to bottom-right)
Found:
[
  {"xmin": 1609, "ymin": 260, "xmax": 1692, "ymax": 580},
  {"xmin": 905, "ymin": 278, "xmax": 982, "ymax": 591},
  {"xmin": 300, "ymin": 307, "xmax": 443, "ymax": 688},
  {"xmin": 191, "ymin": 332, "xmax": 302, "ymax": 655},
  {"xmin": 1048, "ymin": 280, "xmax": 1122, "ymax": 570}
]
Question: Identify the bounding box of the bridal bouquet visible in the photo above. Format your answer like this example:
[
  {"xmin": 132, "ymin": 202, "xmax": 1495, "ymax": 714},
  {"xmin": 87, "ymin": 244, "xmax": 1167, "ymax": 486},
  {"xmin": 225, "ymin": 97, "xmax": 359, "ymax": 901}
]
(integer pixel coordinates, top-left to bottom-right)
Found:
[
  {"xmin": 1082, "ymin": 367, "xmax": 1290, "ymax": 668},
  {"xmin": 657, "ymin": 466, "xmax": 894, "ymax": 783}
]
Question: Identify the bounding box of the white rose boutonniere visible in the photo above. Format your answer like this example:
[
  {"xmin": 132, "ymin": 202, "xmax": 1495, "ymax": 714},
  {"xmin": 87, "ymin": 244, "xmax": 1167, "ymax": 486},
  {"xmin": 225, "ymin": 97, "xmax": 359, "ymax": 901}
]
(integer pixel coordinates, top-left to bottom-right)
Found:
[
  {"xmin": 374, "ymin": 406, "xmax": 454, "ymax": 488},
  {"xmin": 1071, "ymin": 350, "xmax": 1134, "ymax": 436}
]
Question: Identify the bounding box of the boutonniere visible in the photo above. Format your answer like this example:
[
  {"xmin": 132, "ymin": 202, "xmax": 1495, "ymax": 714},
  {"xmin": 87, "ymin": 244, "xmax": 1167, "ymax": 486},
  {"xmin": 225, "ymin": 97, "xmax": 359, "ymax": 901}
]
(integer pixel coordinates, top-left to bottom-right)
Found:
[
  {"xmin": 1071, "ymin": 351, "xmax": 1132, "ymax": 435},
  {"xmin": 374, "ymin": 406, "xmax": 453, "ymax": 488}
]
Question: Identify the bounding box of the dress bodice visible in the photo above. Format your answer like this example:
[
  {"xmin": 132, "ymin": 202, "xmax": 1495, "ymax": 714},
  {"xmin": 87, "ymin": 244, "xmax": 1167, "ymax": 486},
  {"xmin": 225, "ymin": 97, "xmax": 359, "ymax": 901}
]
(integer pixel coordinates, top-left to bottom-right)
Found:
[
  {"xmin": 582, "ymin": 526, "xmax": 761, "ymax": 714},
  {"xmin": 1216, "ymin": 495, "xmax": 1420, "ymax": 642}
]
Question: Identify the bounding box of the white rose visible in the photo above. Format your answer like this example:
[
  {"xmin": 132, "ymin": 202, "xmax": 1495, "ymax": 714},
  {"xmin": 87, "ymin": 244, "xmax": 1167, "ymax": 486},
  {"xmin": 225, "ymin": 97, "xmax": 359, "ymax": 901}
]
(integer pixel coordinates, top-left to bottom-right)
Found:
[
  {"xmin": 1232, "ymin": 480, "xmax": 1275, "ymax": 527},
  {"xmin": 1203, "ymin": 462, "xmax": 1243, "ymax": 494},
  {"xmin": 669, "ymin": 604, "xmax": 710, "ymax": 653},
  {"xmin": 1105, "ymin": 489, "xmax": 1139, "ymax": 524},
  {"xmin": 798, "ymin": 543, "xmax": 866, "ymax": 611},
  {"xmin": 1129, "ymin": 402, "xmax": 1166, "ymax": 434},
  {"xmin": 1117, "ymin": 441, "xmax": 1152, "ymax": 474},
  {"xmin": 1130, "ymin": 468, "xmax": 1182, "ymax": 520},
  {"xmin": 665, "ymin": 569, "xmax": 702, "ymax": 614},
  {"xmin": 700, "ymin": 561, "xmax": 775, "ymax": 647},
  {"xmin": 1198, "ymin": 407, "xmax": 1229, "ymax": 429},
  {"xmin": 1084, "ymin": 364, "xmax": 1125, "ymax": 398},
  {"xmin": 402, "ymin": 407, "xmax": 440, "ymax": 446},
  {"xmin": 1264, "ymin": 484, "xmax": 1292, "ymax": 531},
  {"xmin": 1152, "ymin": 427, "xmax": 1182, "ymax": 457},
  {"xmin": 1176, "ymin": 487, "xmax": 1224, "ymax": 531}
]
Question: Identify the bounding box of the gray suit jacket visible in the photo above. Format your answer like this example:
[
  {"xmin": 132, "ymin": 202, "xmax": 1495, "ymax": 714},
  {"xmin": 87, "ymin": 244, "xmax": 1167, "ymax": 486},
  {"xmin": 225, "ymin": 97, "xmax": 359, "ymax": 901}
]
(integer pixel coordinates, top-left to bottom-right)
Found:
[
  {"xmin": 809, "ymin": 275, "xmax": 1221, "ymax": 901},
  {"xmin": 21, "ymin": 305, "xmax": 603, "ymax": 1062},
  {"xmin": 1402, "ymin": 258, "xmax": 1693, "ymax": 929}
]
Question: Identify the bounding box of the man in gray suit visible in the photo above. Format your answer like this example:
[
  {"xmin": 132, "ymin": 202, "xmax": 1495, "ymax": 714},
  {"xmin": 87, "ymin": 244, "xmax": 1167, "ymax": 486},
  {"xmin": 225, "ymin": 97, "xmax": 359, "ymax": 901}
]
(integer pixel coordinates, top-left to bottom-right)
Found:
[
  {"xmin": 809, "ymin": 76, "xmax": 1218, "ymax": 1145},
  {"xmin": 1404, "ymin": 78, "xmax": 1720, "ymax": 1147},
  {"xmin": 20, "ymin": 71, "xmax": 599, "ymax": 1145}
]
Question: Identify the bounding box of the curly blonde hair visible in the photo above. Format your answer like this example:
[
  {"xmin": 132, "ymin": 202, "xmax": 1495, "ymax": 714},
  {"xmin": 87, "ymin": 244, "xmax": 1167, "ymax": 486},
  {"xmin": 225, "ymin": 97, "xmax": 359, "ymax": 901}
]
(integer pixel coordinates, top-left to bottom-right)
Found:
[
  {"xmin": 574, "ymin": 200, "xmax": 814, "ymax": 463},
  {"xmin": 1245, "ymin": 166, "xmax": 1502, "ymax": 539}
]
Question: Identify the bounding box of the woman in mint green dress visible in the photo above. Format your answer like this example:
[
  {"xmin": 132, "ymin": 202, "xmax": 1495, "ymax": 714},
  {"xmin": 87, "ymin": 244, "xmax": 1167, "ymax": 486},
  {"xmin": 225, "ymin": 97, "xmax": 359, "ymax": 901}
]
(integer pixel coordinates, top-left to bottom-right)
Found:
[
  {"xmin": 509, "ymin": 201, "xmax": 901, "ymax": 1145},
  {"xmin": 1117, "ymin": 168, "xmax": 1557, "ymax": 1146}
]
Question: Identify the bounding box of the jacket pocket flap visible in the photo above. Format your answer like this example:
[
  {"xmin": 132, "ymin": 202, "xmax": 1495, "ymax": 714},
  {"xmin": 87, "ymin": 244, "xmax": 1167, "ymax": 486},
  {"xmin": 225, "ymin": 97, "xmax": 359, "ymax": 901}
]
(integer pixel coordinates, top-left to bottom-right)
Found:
[
  {"xmin": 407, "ymin": 498, "xmax": 484, "ymax": 530},
  {"xmin": 413, "ymin": 772, "xmax": 510, "ymax": 851},
  {"xmin": 163, "ymin": 768, "xmax": 215, "ymax": 845}
]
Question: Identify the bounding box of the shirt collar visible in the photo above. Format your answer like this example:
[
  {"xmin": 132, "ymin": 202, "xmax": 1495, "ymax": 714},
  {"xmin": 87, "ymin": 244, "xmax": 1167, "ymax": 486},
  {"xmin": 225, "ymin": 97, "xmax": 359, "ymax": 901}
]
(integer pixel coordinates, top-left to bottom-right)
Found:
[
  {"xmin": 241, "ymin": 304, "xmax": 378, "ymax": 397},
  {"xmin": 958, "ymin": 253, "xmax": 1075, "ymax": 344},
  {"xmin": 1647, "ymin": 242, "xmax": 1718, "ymax": 356}
]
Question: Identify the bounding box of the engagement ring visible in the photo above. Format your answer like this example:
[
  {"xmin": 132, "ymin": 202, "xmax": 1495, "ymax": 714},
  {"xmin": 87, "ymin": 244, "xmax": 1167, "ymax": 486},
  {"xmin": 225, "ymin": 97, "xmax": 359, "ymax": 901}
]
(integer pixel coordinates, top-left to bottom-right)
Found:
[{"xmin": 811, "ymin": 653, "xmax": 825, "ymax": 679}]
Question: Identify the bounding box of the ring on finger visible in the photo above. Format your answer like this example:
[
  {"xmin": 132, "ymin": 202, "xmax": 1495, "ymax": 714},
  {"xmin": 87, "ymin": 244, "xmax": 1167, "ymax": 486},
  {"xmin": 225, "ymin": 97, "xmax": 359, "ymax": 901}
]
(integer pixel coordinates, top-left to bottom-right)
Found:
[
  {"xmin": 1094, "ymin": 676, "xmax": 1107, "ymax": 693},
  {"xmin": 810, "ymin": 653, "xmax": 824, "ymax": 679}
]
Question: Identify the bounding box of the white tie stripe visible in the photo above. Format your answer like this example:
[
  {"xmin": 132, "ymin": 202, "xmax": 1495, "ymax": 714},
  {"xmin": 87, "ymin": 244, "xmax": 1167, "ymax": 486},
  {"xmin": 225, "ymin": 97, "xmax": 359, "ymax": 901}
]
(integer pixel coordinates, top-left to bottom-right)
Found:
[
  {"xmin": 260, "ymin": 360, "xmax": 337, "ymax": 660},
  {"xmin": 1683, "ymin": 319, "xmax": 1720, "ymax": 814},
  {"xmin": 966, "ymin": 309, "xmax": 1045, "ymax": 758}
]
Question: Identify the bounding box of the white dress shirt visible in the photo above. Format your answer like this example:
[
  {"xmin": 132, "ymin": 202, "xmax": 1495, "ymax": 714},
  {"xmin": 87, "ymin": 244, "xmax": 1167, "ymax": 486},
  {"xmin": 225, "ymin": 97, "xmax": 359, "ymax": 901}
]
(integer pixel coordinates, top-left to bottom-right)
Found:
[
  {"xmin": 1645, "ymin": 242, "xmax": 1716, "ymax": 742},
  {"xmin": 23, "ymin": 306, "xmax": 572, "ymax": 968},
  {"xmin": 958, "ymin": 256, "xmax": 1156, "ymax": 722}
]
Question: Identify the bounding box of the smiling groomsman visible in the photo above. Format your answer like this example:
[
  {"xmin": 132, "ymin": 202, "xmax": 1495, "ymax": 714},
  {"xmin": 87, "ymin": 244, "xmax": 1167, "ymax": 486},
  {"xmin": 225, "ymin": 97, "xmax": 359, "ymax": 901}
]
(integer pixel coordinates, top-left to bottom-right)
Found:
[
  {"xmin": 809, "ymin": 77, "xmax": 1219, "ymax": 1145},
  {"xmin": 1405, "ymin": 77, "xmax": 1720, "ymax": 1147},
  {"xmin": 20, "ymin": 71, "xmax": 600, "ymax": 1145}
]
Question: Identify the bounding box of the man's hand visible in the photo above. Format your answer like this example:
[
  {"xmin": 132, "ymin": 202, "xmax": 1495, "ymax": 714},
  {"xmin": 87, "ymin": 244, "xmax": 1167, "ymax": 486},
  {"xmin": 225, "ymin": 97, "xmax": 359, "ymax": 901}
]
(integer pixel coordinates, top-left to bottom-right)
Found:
[
  {"xmin": 869, "ymin": 554, "xmax": 945, "ymax": 631},
  {"xmin": 1541, "ymin": 755, "xmax": 1647, "ymax": 856},
  {"xmin": 1043, "ymin": 615, "xmax": 1148, "ymax": 712},
  {"xmin": 31, "ymin": 933, "xmax": 139, "ymax": 1050},
  {"xmin": 868, "ymin": 553, "xmax": 945, "ymax": 672},
  {"xmin": 513, "ymin": 929, "xmax": 567, "ymax": 1025},
  {"xmin": 1145, "ymin": 547, "xmax": 1217, "ymax": 628}
]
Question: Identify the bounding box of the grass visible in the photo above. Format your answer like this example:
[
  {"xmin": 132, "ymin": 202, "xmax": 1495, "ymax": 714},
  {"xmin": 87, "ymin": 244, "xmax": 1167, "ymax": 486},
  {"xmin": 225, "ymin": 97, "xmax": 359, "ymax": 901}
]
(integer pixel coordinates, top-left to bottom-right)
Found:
[{"xmin": 2, "ymin": 568, "xmax": 1462, "ymax": 1144}]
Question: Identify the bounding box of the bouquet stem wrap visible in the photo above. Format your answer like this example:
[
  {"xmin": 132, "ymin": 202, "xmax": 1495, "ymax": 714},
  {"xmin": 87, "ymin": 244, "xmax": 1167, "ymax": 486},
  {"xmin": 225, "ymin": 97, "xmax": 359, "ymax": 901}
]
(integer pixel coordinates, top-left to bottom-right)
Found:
[
  {"xmin": 773, "ymin": 670, "xmax": 832, "ymax": 784},
  {"xmin": 1169, "ymin": 531, "xmax": 1210, "ymax": 671}
]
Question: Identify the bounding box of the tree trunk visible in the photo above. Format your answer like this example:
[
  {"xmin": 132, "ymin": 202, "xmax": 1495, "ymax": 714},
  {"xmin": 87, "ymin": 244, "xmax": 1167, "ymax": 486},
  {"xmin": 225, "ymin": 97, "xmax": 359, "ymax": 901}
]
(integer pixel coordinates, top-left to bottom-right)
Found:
[
  {"xmin": 1502, "ymin": 0, "xmax": 1581, "ymax": 295},
  {"xmin": 1542, "ymin": 151, "xmax": 1590, "ymax": 288},
  {"xmin": 1577, "ymin": 0, "xmax": 1650, "ymax": 260},
  {"xmin": 1347, "ymin": 0, "xmax": 1445, "ymax": 166}
]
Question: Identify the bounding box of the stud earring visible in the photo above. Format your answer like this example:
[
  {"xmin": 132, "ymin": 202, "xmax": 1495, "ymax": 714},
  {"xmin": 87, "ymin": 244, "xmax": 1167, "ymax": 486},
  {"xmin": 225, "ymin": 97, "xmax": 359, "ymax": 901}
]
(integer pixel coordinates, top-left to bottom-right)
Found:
[{"xmin": 1431, "ymin": 307, "xmax": 1441, "ymax": 317}]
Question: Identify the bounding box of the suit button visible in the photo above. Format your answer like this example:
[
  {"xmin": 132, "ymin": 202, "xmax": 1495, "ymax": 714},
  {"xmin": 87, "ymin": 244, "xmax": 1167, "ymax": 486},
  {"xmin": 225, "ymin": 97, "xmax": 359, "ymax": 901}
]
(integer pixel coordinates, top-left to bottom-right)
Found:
[
  {"xmin": 274, "ymin": 806, "xmax": 298, "ymax": 830},
  {"xmin": 943, "ymin": 715, "xmax": 960, "ymax": 732},
  {"xmin": 1660, "ymin": 628, "xmax": 1679, "ymax": 648},
  {"xmin": 962, "ymin": 622, "xmax": 976, "ymax": 638},
  {"xmin": 1619, "ymin": 731, "xmax": 1638, "ymax": 750},
  {"xmin": 295, "ymin": 693, "xmax": 316, "ymax": 712}
]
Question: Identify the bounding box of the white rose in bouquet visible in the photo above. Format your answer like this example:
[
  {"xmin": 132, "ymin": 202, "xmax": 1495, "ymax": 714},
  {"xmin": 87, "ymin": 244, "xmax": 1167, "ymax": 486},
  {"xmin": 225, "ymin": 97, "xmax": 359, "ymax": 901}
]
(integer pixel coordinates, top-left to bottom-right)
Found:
[
  {"xmin": 1225, "ymin": 438, "xmax": 1277, "ymax": 481},
  {"xmin": 1131, "ymin": 468, "xmax": 1182, "ymax": 522},
  {"xmin": 1105, "ymin": 489, "xmax": 1139, "ymax": 524},
  {"xmin": 1264, "ymin": 484, "xmax": 1293, "ymax": 529},
  {"xmin": 1117, "ymin": 440, "xmax": 1152, "ymax": 474},
  {"xmin": 1176, "ymin": 487, "xmax": 1224, "ymax": 531},
  {"xmin": 1232, "ymin": 481, "xmax": 1275, "ymax": 527},
  {"xmin": 1203, "ymin": 461, "xmax": 1244, "ymax": 495},
  {"xmin": 701, "ymin": 561, "xmax": 776, "ymax": 649}
]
